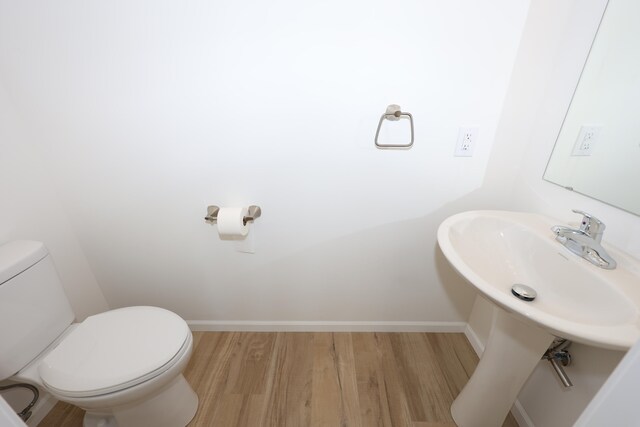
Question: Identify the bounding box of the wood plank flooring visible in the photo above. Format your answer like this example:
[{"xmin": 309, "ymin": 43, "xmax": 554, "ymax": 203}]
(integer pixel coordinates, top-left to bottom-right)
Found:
[{"xmin": 38, "ymin": 332, "xmax": 518, "ymax": 427}]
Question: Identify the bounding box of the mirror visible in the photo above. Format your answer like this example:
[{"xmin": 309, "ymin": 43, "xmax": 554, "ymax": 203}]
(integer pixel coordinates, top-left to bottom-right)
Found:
[{"xmin": 543, "ymin": 0, "xmax": 640, "ymax": 215}]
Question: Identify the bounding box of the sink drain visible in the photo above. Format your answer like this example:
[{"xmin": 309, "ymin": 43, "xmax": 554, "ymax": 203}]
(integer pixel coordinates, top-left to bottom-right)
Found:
[{"xmin": 511, "ymin": 284, "xmax": 537, "ymax": 301}]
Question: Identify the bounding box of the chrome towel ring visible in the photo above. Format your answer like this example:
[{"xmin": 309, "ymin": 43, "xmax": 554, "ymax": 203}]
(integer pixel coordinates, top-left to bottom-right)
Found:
[{"xmin": 374, "ymin": 104, "xmax": 414, "ymax": 149}]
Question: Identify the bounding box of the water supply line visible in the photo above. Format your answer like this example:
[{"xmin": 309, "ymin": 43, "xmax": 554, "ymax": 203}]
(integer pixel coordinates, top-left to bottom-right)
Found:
[
  {"xmin": 0, "ymin": 383, "xmax": 39, "ymax": 422},
  {"xmin": 542, "ymin": 338, "xmax": 573, "ymax": 387}
]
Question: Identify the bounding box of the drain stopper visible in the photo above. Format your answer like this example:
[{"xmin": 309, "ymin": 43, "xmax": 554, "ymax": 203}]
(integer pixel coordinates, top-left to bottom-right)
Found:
[{"xmin": 511, "ymin": 284, "xmax": 537, "ymax": 301}]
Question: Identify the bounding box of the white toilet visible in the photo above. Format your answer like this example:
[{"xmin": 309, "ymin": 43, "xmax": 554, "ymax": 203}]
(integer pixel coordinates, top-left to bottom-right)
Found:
[{"xmin": 0, "ymin": 240, "xmax": 198, "ymax": 427}]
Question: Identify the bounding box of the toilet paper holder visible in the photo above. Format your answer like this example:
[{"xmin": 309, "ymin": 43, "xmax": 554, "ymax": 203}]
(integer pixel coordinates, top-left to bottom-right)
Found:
[{"xmin": 204, "ymin": 205, "xmax": 262, "ymax": 225}]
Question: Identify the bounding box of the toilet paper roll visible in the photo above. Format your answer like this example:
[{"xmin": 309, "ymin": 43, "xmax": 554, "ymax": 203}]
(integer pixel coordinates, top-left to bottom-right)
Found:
[{"xmin": 217, "ymin": 207, "xmax": 250, "ymax": 238}]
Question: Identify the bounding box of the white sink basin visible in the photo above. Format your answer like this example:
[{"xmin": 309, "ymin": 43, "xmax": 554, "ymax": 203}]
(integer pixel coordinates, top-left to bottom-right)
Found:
[
  {"xmin": 437, "ymin": 210, "xmax": 640, "ymax": 427},
  {"xmin": 438, "ymin": 210, "xmax": 640, "ymax": 350}
]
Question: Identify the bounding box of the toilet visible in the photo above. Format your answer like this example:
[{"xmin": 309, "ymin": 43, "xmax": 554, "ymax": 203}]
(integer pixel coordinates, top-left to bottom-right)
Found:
[{"xmin": 0, "ymin": 240, "xmax": 198, "ymax": 427}]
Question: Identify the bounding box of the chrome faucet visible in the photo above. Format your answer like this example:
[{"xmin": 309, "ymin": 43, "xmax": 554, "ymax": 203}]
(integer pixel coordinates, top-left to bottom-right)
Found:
[{"xmin": 551, "ymin": 210, "xmax": 616, "ymax": 270}]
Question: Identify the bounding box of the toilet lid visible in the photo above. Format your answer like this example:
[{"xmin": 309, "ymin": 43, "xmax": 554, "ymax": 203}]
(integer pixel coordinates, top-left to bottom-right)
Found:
[{"xmin": 38, "ymin": 306, "xmax": 190, "ymax": 397}]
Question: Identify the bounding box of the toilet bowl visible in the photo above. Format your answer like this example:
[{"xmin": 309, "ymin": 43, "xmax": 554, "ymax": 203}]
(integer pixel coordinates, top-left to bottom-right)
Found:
[
  {"xmin": 17, "ymin": 306, "xmax": 198, "ymax": 427},
  {"xmin": 0, "ymin": 241, "xmax": 198, "ymax": 427}
]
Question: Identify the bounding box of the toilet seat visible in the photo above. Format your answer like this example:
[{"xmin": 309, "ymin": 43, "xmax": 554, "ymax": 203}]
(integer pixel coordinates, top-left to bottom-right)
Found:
[{"xmin": 38, "ymin": 306, "xmax": 190, "ymax": 399}]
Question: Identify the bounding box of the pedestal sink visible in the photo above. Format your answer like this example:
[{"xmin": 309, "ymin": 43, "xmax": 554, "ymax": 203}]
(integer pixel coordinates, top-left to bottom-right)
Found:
[{"xmin": 437, "ymin": 211, "xmax": 640, "ymax": 427}]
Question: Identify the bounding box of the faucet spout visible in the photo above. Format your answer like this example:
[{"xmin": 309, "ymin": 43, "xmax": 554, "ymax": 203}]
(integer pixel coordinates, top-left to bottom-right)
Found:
[{"xmin": 551, "ymin": 213, "xmax": 617, "ymax": 270}]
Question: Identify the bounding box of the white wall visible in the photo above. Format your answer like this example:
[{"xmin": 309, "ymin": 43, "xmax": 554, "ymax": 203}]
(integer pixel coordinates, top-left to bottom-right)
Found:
[
  {"xmin": 0, "ymin": 81, "xmax": 108, "ymax": 320},
  {"xmin": 0, "ymin": 0, "xmax": 530, "ymax": 326},
  {"xmin": 467, "ymin": 0, "xmax": 640, "ymax": 426},
  {"xmin": 0, "ymin": 80, "xmax": 109, "ymax": 423},
  {"xmin": 574, "ymin": 334, "xmax": 640, "ymax": 426}
]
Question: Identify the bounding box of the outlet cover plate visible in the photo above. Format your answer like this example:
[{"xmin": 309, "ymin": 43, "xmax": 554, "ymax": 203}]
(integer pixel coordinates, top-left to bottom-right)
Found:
[
  {"xmin": 572, "ymin": 125, "xmax": 602, "ymax": 156},
  {"xmin": 455, "ymin": 127, "xmax": 479, "ymax": 157}
]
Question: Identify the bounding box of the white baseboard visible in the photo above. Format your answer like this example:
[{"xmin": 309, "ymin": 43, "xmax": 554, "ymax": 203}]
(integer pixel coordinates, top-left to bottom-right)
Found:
[
  {"xmin": 512, "ymin": 399, "xmax": 535, "ymax": 427},
  {"xmin": 26, "ymin": 392, "xmax": 56, "ymax": 427},
  {"xmin": 187, "ymin": 320, "xmax": 467, "ymax": 333},
  {"xmin": 464, "ymin": 323, "xmax": 485, "ymax": 356},
  {"xmin": 464, "ymin": 324, "xmax": 535, "ymax": 427}
]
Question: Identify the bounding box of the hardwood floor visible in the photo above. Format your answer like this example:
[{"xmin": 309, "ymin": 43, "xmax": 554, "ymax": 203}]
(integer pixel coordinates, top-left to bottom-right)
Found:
[{"xmin": 38, "ymin": 332, "xmax": 518, "ymax": 427}]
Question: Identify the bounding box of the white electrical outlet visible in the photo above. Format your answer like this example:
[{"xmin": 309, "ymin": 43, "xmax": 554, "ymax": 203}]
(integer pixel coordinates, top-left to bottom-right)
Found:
[
  {"xmin": 572, "ymin": 125, "xmax": 602, "ymax": 156},
  {"xmin": 455, "ymin": 127, "xmax": 478, "ymax": 157}
]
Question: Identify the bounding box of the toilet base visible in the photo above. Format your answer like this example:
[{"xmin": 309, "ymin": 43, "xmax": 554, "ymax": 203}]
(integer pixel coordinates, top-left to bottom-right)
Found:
[{"xmin": 83, "ymin": 375, "xmax": 198, "ymax": 427}]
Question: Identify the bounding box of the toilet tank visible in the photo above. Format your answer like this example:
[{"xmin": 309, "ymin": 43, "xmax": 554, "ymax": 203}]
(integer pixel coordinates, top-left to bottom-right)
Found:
[{"xmin": 0, "ymin": 241, "xmax": 75, "ymax": 381}]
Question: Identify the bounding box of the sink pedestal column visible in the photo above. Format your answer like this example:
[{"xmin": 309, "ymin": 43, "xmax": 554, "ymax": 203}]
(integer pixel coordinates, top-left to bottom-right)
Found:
[{"xmin": 452, "ymin": 307, "xmax": 554, "ymax": 427}]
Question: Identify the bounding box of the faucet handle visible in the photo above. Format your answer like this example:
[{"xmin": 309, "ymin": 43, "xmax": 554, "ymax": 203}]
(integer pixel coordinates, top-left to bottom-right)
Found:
[{"xmin": 572, "ymin": 209, "xmax": 605, "ymax": 241}]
